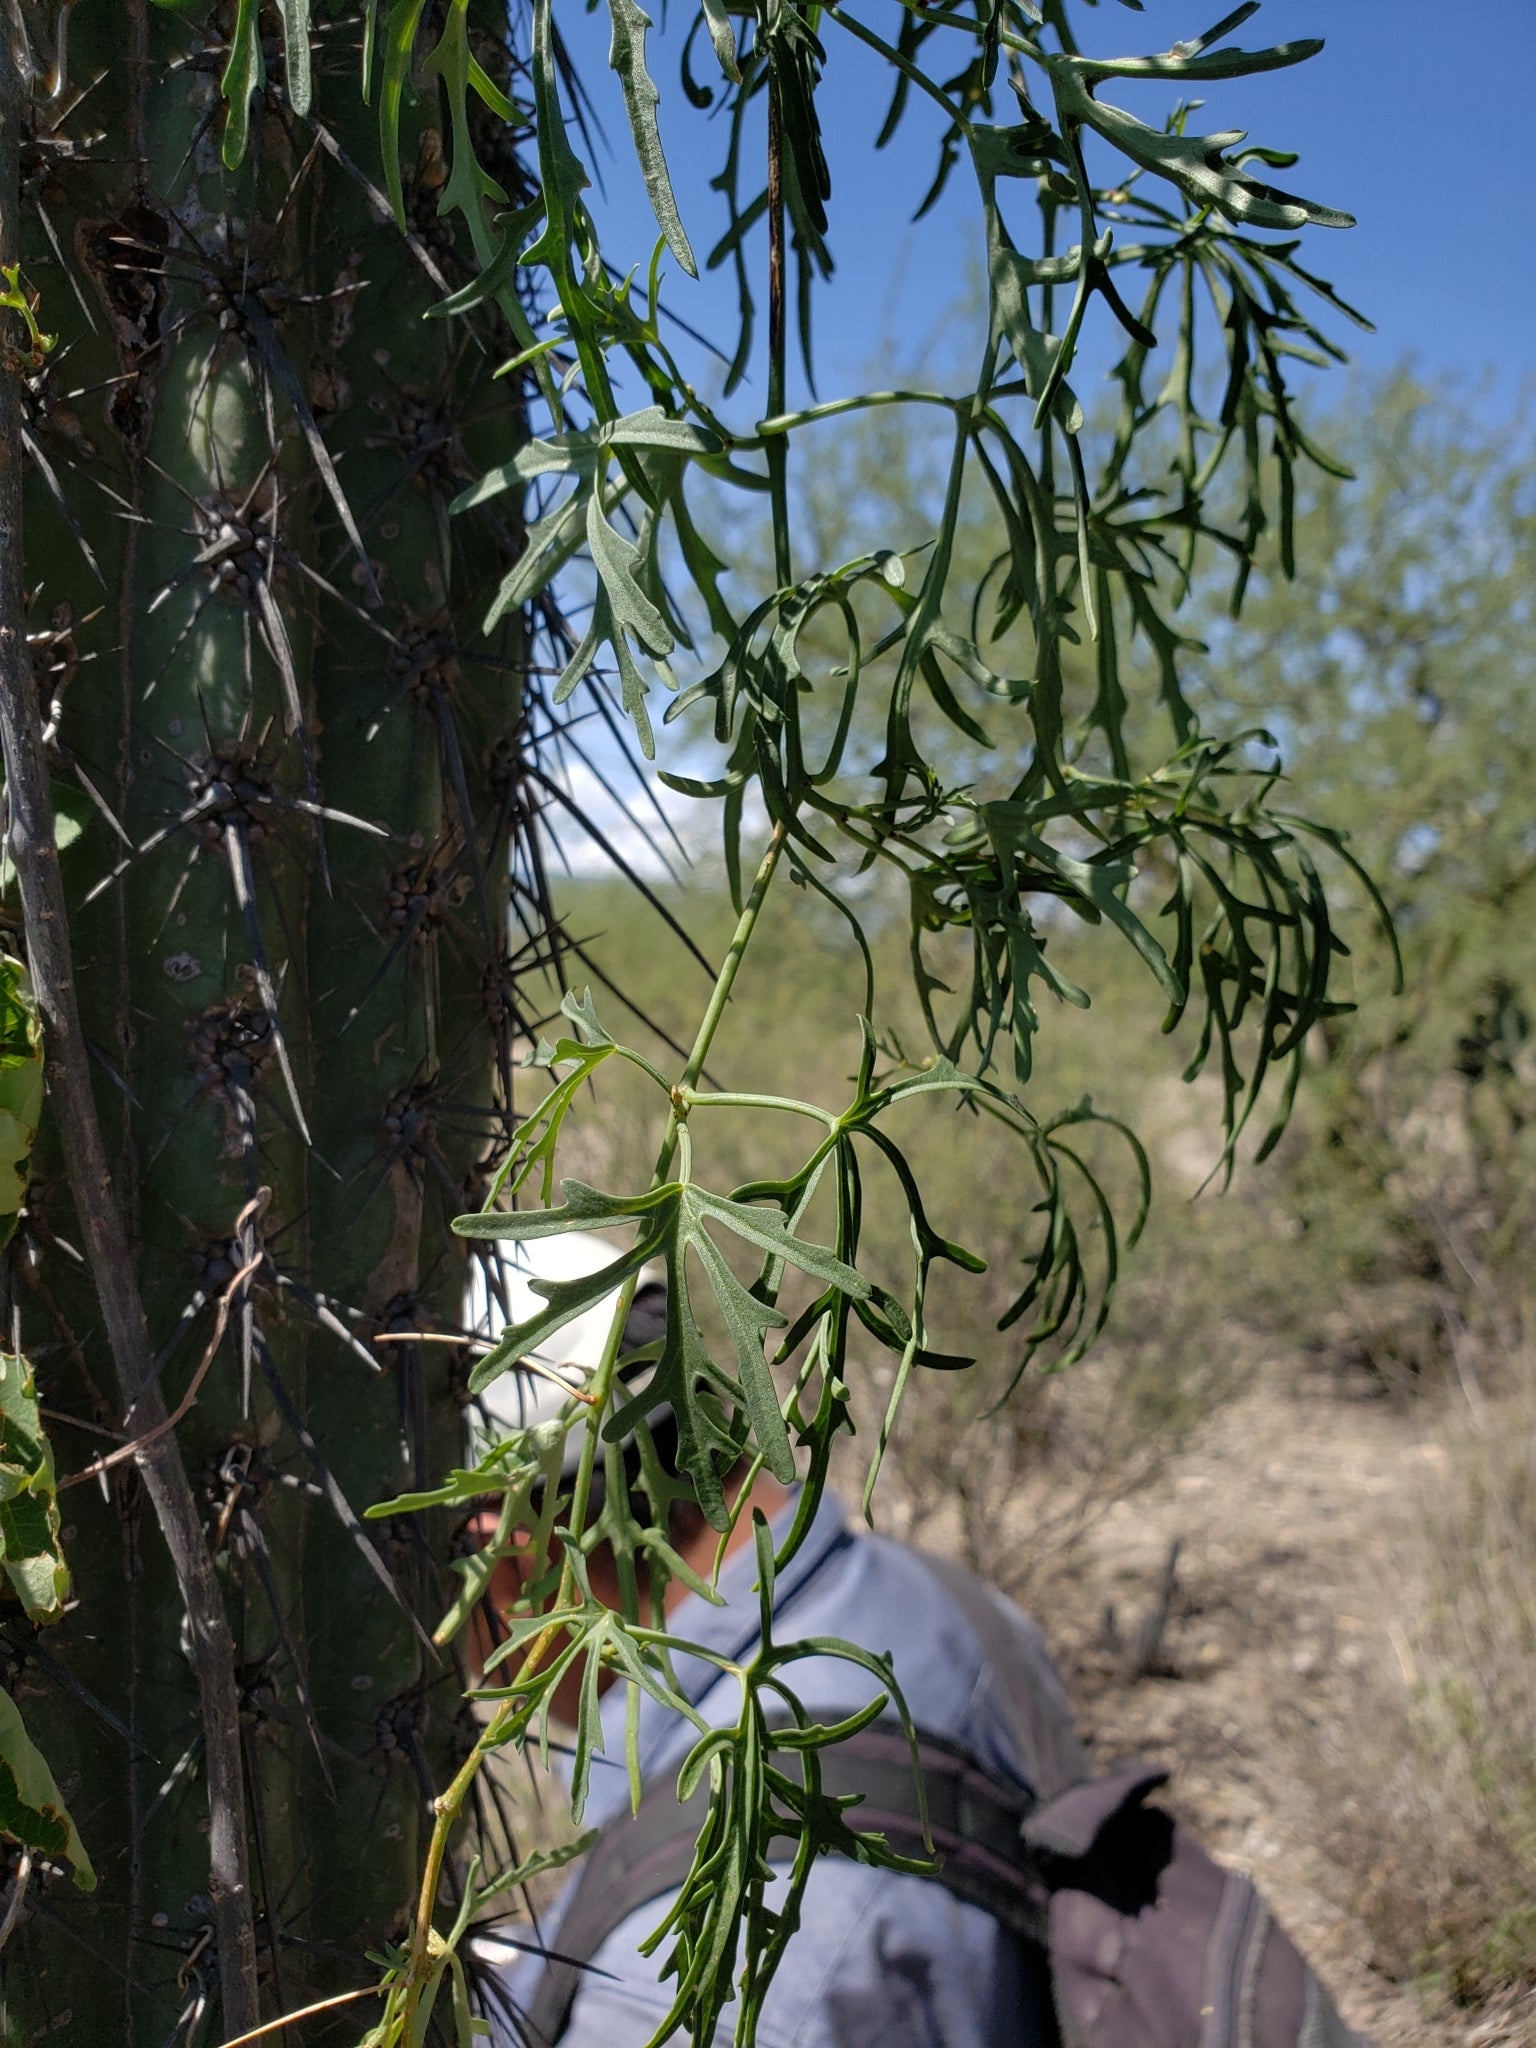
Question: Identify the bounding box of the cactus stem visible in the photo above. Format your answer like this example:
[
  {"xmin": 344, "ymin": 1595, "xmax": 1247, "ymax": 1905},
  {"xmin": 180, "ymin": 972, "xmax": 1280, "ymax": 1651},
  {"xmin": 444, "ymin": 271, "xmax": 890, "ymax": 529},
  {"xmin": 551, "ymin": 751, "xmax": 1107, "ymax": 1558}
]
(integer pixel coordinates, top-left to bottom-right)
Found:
[{"xmin": 0, "ymin": 35, "xmax": 260, "ymax": 2022}]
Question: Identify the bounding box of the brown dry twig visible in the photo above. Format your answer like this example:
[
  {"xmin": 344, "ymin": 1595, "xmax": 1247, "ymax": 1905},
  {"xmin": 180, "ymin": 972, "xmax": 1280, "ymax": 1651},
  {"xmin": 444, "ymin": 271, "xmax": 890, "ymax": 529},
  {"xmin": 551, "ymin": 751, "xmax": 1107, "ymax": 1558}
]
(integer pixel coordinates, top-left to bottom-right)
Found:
[
  {"xmin": 371, "ymin": 1328, "xmax": 601, "ymax": 1403},
  {"xmin": 214, "ymin": 1984, "xmax": 382, "ymax": 2046},
  {"xmin": 59, "ymin": 1253, "xmax": 263, "ymax": 1491}
]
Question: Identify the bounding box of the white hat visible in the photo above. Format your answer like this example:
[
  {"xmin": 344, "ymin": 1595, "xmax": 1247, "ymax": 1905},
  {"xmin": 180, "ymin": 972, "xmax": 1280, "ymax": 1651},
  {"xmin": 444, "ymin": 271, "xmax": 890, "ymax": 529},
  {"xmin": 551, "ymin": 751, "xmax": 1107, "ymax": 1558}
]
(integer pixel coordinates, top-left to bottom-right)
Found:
[{"xmin": 462, "ymin": 1231, "xmax": 666, "ymax": 1473}]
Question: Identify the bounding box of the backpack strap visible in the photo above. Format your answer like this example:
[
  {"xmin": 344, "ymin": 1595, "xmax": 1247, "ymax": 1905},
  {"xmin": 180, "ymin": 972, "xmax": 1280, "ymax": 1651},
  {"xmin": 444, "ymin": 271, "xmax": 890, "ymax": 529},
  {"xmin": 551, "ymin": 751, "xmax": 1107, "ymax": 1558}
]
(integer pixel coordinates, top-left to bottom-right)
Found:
[{"xmin": 520, "ymin": 1720, "xmax": 1049, "ymax": 2046}]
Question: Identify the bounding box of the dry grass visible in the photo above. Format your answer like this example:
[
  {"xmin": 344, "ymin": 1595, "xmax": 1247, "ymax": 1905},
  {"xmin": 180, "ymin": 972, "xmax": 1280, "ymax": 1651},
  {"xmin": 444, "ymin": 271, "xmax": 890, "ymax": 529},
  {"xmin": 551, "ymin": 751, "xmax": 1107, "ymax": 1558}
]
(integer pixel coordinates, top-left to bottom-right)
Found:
[{"xmin": 1317, "ymin": 1339, "xmax": 1536, "ymax": 2027}]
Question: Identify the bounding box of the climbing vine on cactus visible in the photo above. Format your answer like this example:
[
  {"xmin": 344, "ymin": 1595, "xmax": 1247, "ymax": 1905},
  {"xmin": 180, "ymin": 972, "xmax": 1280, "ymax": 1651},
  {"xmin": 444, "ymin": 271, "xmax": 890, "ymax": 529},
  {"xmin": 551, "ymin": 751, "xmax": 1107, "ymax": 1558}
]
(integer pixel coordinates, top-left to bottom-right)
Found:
[{"xmin": 0, "ymin": 1, "xmax": 1392, "ymax": 2043}]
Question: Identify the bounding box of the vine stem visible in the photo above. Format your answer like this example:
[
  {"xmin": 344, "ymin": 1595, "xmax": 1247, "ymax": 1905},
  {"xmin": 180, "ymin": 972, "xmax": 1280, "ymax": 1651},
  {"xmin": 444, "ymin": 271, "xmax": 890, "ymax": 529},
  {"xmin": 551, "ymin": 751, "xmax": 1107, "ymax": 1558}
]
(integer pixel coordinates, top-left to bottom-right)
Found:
[
  {"xmin": 394, "ymin": 820, "xmax": 790, "ymax": 2035},
  {"xmin": 0, "ymin": 34, "xmax": 259, "ymax": 2034},
  {"xmin": 672, "ymin": 818, "xmax": 790, "ymax": 1105},
  {"xmin": 765, "ymin": 54, "xmax": 791, "ymax": 589}
]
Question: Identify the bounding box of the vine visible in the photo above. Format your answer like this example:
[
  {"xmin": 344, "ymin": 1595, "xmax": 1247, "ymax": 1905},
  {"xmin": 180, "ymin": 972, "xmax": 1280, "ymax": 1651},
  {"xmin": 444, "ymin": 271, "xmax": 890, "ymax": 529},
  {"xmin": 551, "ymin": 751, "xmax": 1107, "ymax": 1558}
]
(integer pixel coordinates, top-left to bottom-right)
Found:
[
  {"xmin": 309, "ymin": 2, "xmax": 1403, "ymax": 2041},
  {"xmin": 0, "ymin": 0, "xmax": 1394, "ymax": 2038}
]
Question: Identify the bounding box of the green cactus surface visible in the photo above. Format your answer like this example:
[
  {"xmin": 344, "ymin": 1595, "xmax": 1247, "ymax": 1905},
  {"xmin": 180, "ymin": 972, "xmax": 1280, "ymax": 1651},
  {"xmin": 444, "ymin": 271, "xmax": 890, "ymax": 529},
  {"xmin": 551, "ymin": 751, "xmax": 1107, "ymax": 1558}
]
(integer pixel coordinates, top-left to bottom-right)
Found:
[{"xmin": 1, "ymin": 3, "xmax": 548, "ymax": 2034}]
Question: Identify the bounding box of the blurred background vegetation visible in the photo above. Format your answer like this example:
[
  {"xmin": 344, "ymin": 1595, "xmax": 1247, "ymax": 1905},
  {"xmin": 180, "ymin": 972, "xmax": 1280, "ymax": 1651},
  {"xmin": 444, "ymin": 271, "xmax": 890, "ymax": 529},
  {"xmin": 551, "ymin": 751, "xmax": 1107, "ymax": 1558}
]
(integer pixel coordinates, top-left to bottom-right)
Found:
[{"xmin": 546, "ymin": 366, "xmax": 1536, "ymax": 2031}]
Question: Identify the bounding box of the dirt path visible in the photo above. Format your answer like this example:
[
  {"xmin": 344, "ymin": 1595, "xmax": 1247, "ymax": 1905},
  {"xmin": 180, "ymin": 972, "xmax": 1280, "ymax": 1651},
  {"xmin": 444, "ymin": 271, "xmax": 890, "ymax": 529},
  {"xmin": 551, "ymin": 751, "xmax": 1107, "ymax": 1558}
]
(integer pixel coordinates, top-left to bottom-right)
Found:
[{"xmin": 1003, "ymin": 1366, "xmax": 1469, "ymax": 2048}]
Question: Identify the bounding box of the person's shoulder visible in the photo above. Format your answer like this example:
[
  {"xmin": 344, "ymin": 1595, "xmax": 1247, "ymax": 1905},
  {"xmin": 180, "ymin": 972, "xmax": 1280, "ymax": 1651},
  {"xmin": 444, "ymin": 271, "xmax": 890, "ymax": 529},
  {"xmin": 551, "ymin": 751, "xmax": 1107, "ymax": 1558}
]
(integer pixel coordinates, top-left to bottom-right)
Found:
[
  {"xmin": 845, "ymin": 1529, "xmax": 1089, "ymax": 1799},
  {"xmin": 819, "ymin": 1518, "xmax": 992, "ymax": 1653},
  {"xmin": 770, "ymin": 1498, "xmax": 1085, "ymax": 1793},
  {"xmin": 850, "ymin": 1525, "xmax": 1017, "ymax": 1641}
]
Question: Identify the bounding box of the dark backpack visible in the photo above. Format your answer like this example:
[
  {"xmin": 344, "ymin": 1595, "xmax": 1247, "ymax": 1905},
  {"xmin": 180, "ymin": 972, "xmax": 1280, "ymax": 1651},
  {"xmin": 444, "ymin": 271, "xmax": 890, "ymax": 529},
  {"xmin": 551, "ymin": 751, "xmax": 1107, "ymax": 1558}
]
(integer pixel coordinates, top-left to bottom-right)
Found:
[{"xmin": 522, "ymin": 1556, "xmax": 1369, "ymax": 2048}]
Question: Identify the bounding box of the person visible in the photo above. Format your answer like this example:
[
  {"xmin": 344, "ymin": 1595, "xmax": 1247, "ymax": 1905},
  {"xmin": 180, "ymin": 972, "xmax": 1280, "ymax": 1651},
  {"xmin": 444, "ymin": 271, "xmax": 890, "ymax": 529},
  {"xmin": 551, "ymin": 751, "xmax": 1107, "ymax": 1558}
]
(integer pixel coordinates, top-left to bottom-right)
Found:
[{"xmin": 461, "ymin": 1237, "xmax": 1366, "ymax": 2048}]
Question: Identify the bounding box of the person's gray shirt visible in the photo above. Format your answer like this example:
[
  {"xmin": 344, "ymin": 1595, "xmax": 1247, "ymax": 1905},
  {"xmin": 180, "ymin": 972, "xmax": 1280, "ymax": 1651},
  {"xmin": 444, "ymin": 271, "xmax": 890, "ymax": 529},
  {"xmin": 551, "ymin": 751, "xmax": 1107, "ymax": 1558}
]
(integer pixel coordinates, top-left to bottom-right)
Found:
[{"xmin": 482, "ymin": 1487, "xmax": 1086, "ymax": 2046}]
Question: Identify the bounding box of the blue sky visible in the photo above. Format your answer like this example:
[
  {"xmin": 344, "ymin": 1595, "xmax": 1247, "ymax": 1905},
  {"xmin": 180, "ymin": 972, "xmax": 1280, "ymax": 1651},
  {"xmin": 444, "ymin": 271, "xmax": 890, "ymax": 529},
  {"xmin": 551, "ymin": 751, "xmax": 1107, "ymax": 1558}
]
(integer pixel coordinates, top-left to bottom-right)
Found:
[{"xmin": 559, "ymin": 0, "xmax": 1533, "ymax": 415}]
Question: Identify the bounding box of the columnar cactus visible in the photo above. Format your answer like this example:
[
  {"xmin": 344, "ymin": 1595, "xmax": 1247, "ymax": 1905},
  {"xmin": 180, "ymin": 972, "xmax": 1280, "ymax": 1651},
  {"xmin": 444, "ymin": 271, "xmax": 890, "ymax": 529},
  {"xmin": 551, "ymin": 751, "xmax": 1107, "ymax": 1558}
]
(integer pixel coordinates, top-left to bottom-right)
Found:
[{"xmin": 0, "ymin": 4, "xmax": 547, "ymax": 2034}]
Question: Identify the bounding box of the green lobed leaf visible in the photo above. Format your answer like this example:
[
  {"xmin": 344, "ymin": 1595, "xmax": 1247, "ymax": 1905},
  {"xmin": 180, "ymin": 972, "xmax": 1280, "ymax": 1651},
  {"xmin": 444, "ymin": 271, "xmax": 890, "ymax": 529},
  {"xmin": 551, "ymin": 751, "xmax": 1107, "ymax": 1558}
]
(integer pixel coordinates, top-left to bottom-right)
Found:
[
  {"xmin": 605, "ymin": 0, "xmax": 698, "ymax": 277},
  {"xmin": 0, "ymin": 958, "xmax": 43, "ymax": 1246},
  {"xmin": 218, "ymin": 0, "xmax": 265, "ymax": 169},
  {"xmin": 585, "ymin": 487, "xmax": 675, "ymax": 656},
  {"xmin": 379, "ymin": 0, "xmax": 431, "ymax": 228},
  {"xmin": 0, "ymin": 1685, "xmax": 93, "ymax": 1888},
  {"xmin": 987, "ymin": 245, "xmax": 1086, "ymax": 434},
  {"xmin": 454, "ymin": 1175, "xmax": 869, "ymax": 1516},
  {"xmin": 485, "ymin": 1020, "xmax": 619, "ymax": 1210},
  {"xmin": 983, "ymin": 803, "xmax": 1182, "ymax": 1005},
  {"xmin": 700, "ymin": 0, "xmax": 741, "ymax": 83},
  {"xmin": 459, "ymin": 408, "xmax": 721, "ymax": 500},
  {"xmin": 426, "ymin": 200, "xmax": 545, "ymax": 322},
  {"xmin": 1048, "ymin": 60, "xmax": 1354, "ymax": 231},
  {"xmin": 471, "ymin": 1829, "xmax": 600, "ymax": 1903},
  {"xmin": 277, "ymin": 0, "xmax": 313, "ymax": 116},
  {"xmin": 480, "ymin": 487, "xmax": 590, "ymax": 629},
  {"xmin": 521, "ymin": 0, "xmax": 604, "ymax": 393}
]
